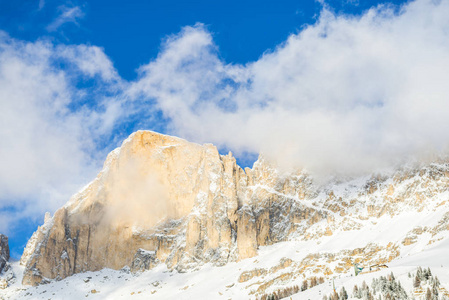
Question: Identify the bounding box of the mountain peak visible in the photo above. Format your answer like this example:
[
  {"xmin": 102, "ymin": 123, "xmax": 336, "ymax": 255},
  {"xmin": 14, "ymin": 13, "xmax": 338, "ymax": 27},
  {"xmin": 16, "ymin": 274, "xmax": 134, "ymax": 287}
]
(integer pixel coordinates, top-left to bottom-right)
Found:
[{"xmin": 16, "ymin": 131, "xmax": 449, "ymax": 299}]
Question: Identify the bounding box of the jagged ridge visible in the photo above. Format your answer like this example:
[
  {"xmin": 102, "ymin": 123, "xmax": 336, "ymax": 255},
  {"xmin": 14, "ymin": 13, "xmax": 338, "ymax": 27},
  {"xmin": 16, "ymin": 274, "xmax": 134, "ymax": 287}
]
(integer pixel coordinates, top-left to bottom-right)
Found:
[{"xmin": 20, "ymin": 130, "xmax": 449, "ymax": 288}]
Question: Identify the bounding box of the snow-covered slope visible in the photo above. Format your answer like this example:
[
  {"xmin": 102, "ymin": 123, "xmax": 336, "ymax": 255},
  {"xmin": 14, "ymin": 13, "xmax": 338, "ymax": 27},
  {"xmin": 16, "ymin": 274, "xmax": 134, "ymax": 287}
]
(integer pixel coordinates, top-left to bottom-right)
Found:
[
  {"xmin": 3, "ymin": 131, "xmax": 449, "ymax": 299},
  {"xmin": 2, "ymin": 230, "xmax": 449, "ymax": 299}
]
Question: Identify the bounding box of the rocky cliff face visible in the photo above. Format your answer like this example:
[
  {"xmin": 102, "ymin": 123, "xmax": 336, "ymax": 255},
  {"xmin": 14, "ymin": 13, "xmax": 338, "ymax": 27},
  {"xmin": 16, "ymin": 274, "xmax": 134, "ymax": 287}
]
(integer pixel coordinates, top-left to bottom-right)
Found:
[
  {"xmin": 20, "ymin": 131, "xmax": 449, "ymax": 286},
  {"xmin": 0, "ymin": 234, "xmax": 13, "ymax": 289},
  {"xmin": 21, "ymin": 131, "xmax": 259, "ymax": 285},
  {"xmin": 0, "ymin": 234, "xmax": 9, "ymax": 273}
]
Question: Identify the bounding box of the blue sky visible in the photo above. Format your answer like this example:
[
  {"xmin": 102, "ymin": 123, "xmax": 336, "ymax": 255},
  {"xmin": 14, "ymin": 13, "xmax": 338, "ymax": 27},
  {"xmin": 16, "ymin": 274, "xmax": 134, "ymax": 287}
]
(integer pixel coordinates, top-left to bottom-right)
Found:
[
  {"xmin": 0, "ymin": 0, "xmax": 406, "ymax": 79},
  {"xmin": 3, "ymin": 0, "xmax": 449, "ymax": 259}
]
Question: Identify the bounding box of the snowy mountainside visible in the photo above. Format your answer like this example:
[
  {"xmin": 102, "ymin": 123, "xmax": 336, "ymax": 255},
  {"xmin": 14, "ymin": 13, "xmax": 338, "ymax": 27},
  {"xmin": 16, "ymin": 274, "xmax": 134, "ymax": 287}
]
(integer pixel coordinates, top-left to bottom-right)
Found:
[
  {"xmin": 3, "ymin": 130, "xmax": 449, "ymax": 299},
  {"xmin": 2, "ymin": 226, "xmax": 449, "ymax": 299}
]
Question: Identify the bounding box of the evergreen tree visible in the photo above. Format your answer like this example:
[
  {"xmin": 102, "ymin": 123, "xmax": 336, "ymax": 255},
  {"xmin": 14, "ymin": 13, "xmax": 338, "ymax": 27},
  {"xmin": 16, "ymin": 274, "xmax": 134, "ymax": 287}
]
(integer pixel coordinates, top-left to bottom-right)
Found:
[
  {"xmin": 417, "ymin": 267, "xmax": 423, "ymax": 280},
  {"xmin": 330, "ymin": 291, "xmax": 339, "ymax": 300},
  {"xmin": 434, "ymin": 276, "xmax": 440, "ymax": 287},
  {"xmin": 423, "ymin": 267, "xmax": 430, "ymax": 281},
  {"xmin": 301, "ymin": 280, "xmax": 308, "ymax": 291},
  {"xmin": 390, "ymin": 272, "xmax": 395, "ymax": 281},
  {"xmin": 432, "ymin": 282, "xmax": 438, "ymax": 299},
  {"xmin": 426, "ymin": 287, "xmax": 431, "ymax": 300},
  {"xmin": 353, "ymin": 285, "xmax": 359, "ymax": 298},
  {"xmin": 340, "ymin": 286, "xmax": 348, "ymax": 300},
  {"xmin": 413, "ymin": 275, "xmax": 421, "ymax": 288},
  {"xmin": 311, "ymin": 276, "xmax": 318, "ymax": 287}
]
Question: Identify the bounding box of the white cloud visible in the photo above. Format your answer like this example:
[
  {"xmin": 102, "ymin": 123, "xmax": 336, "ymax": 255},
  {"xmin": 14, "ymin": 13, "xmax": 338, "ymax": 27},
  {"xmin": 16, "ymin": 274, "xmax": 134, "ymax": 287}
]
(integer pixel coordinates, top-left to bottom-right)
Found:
[
  {"xmin": 58, "ymin": 44, "xmax": 120, "ymax": 82},
  {"xmin": 0, "ymin": 34, "xmax": 126, "ymax": 233},
  {"xmin": 46, "ymin": 6, "xmax": 84, "ymax": 32},
  {"xmin": 2, "ymin": 0, "xmax": 449, "ymax": 234},
  {"xmin": 130, "ymin": 0, "xmax": 449, "ymax": 176}
]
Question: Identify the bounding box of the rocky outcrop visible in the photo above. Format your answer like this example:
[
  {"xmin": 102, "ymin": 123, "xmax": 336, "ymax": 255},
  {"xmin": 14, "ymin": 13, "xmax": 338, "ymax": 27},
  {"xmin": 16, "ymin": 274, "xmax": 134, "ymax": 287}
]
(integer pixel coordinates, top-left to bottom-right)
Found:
[
  {"xmin": 130, "ymin": 249, "xmax": 159, "ymax": 273},
  {"xmin": 20, "ymin": 131, "xmax": 449, "ymax": 286},
  {"xmin": 0, "ymin": 234, "xmax": 9, "ymax": 273},
  {"xmin": 0, "ymin": 234, "xmax": 13, "ymax": 289}
]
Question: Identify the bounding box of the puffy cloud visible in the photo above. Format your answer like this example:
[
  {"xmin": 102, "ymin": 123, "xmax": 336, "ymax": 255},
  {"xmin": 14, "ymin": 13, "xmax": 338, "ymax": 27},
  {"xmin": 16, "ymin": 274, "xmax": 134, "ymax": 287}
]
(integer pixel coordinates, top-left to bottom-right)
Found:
[
  {"xmin": 131, "ymin": 0, "xmax": 449, "ymax": 176},
  {"xmin": 3, "ymin": 0, "xmax": 449, "ymax": 236},
  {"xmin": 58, "ymin": 45, "xmax": 120, "ymax": 82},
  {"xmin": 0, "ymin": 33, "xmax": 126, "ymax": 233}
]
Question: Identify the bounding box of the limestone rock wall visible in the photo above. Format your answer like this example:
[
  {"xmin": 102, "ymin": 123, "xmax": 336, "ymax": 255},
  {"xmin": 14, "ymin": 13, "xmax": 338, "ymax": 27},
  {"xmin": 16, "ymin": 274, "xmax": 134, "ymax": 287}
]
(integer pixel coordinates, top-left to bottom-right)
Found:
[
  {"xmin": 21, "ymin": 131, "xmax": 449, "ymax": 286},
  {"xmin": 23, "ymin": 131, "xmax": 308, "ymax": 285}
]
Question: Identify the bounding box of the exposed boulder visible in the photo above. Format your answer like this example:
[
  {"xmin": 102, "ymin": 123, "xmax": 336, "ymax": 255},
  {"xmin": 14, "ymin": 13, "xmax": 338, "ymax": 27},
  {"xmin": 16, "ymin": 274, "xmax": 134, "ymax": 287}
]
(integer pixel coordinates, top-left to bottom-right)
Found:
[{"xmin": 130, "ymin": 249, "xmax": 159, "ymax": 273}]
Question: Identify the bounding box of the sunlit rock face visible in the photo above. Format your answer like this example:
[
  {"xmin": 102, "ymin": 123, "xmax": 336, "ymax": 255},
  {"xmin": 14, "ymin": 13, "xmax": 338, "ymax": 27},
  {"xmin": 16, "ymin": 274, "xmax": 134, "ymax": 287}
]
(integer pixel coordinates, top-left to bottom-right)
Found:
[
  {"xmin": 22, "ymin": 131, "xmax": 261, "ymax": 285},
  {"xmin": 21, "ymin": 130, "xmax": 449, "ymax": 286}
]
